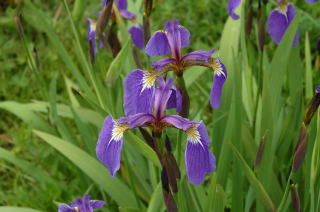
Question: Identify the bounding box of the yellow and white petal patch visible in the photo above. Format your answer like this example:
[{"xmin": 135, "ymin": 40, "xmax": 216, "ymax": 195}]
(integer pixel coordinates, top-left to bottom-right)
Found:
[
  {"xmin": 278, "ymin": 2, "xmax": 288, "ymax": 15},
  {"xmin": 110, "ymin": 121, "xmax": 129, "ymax": 142},
  {"xmin": 186, "ymin": 124, "xmax": 203, "ymax": 146},
  {"xmin": 211, "ymin": 58, "xmax": 226, "ymax": 78},
  {"xmin": 141, "ymin": 70, "xmax": 158, "ymax": 92}
]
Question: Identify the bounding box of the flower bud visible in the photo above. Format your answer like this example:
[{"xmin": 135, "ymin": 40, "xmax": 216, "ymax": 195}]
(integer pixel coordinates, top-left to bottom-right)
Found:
[
  {"xmin": 255, "ymin": 130, "xmax": 269, "ymax": 168},
  {"xmin": 292, "ymin": 124, "xmax": 308, "ymax": 172},
  {"xmin": 303, "ymin": 86, "xmax": 320, "ymax": 125},
  {"xmin": 290, "ymin": 184, "xmax": 301, "ymax": 212},
  {"xmin": 96, "ymin": 0, "xmax": 113, "ymax": 39},
  {"xmin": 245, "ymin": 5, "xmax": 254, "ymax": 36}
]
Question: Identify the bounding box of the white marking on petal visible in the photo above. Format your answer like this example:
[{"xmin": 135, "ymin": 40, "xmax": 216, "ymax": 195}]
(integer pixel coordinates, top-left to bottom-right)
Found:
[
  {"xmin": 110, "ymin": 121, "xmax": 129, "ymax": 143},
  {"xmin": 276, "ymin": 3, "xmax": 289, "ymax": 21},
  {"xmin": 212, "ymin": 57, "xmax": 226, "ymax": 79},
  {"xmin": 186, "ymin": 124, "xmax": 204, "ymax": 149},
  {"xmin": 141, "ymin": 70, "xmax": 157, "ymax": 92}
]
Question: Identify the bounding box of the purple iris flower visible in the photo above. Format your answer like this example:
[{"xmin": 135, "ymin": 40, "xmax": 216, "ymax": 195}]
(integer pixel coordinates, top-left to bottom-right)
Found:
[
  {"xmin": 87, "ymin": 18, "xmax": 104, "ymax": 56},
  {"xmin": 143, "ymin": 18, "xmax": 227, "ymax": 108},
  {"xmin": 58, "ymin": 194, "xmax": 105, "ymax": 212},
  {"xmin": 96, "ymin": 77, "xmax": 216, "ymax": 185},
  {"xmin": 305, "ymin": 0, "xmax": 319, "ymax": 3},
  {"xmin": 267, "ymin": 2, "xmax": 299, "ymax": 47},
  {"xmin": 128, "ymin": 25, "xmax": 144, "ymax": 49},
  {"xmin": 101, "ymin": 0, "xmax": 136, "ymax": 20},
  {"xmin": 228, "ymin": 0, "xmax": 241, "ymax": 20}
]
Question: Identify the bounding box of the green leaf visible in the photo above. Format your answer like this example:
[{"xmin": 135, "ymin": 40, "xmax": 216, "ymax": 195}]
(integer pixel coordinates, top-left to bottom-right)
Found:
[
  {"xmin": 33, "ymin": 130, "xmax": 138, "ymax": 208},
  {"xmin": 147, "ymin": 184, "xmax": 164, "ymax": 212},
  {"xmin": 0, "ymin": 207, "xmax": 41, "ymax": 212}
]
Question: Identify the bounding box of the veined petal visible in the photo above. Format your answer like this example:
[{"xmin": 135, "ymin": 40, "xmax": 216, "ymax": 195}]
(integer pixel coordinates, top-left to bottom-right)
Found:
[
  {"xmin": 126, "ymin": 113, "xmax": 155, "ymax": 128},
  {"xmin": 129, "ymin": 25, "xmax": 144, "ymax": 49},
  {"xmin": 58, "ymin": 204, "xmax": 74, "ymax": 212},
  {"xmin": 124, "ymin": 70, "xmax": 155, "ymax": 116},
  {"xmin": 145, "ymin": 31, "xmax": 171, "ymax": 56},
  {"xmin": 165, "ymin": 18, "xmax": 182, "ymax": 59},
  {"xmin": 210, "ymin": 58, "xmax": 227, "ymax": 108},
  {"xmin": 119, "ymin": 10, "xmax": 136, "ymax": 20},
  {"xmin": 179, "ymin": 25, "xmax": 190, "ymax": 48},
  {"xmin": 161, "ymin": 115, "xmax": 194, "ymax": 131},
  {"xmin": 153, "ymin": 77, "xmax": 174, "ymax": 118},
  {"xmin": 90, "ymin": 200, "xmax": 105, "ymax": 209},
  {"xmin": 79, "ymin": 194, "xmax": 91, "ymax": 212},
  {"xmin": 182, "ymin": 49, "xmax": 216, "ymax": 62},
  {"xmin": 96, "ymin": 115, "xmax": 128, "ymax": 177},
  {"xmin": 166, "ymin": 87, "xmax": 183, "ymax": 113},
  {"xmin": 152, "ymin": 57, "xmax": 176, "ymax": 69},
  {"xmin": 185, "ymin": 122, "xmax": 216, "ymax": 185},
  {"xmin": 228, "ymin": 0, "xmax": 241, "ymax": 20}
]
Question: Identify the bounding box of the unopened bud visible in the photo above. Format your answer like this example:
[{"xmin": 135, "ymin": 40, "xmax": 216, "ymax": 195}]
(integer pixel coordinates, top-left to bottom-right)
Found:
[
  {"xmin": 290, "ymin": 184, "xmax": 301, "ymax": 212},
  {"xmin": 292, "ymin": 124, "xmax": 308, "ymax": 172},
  {"xmin": 255, "ymin": 130, "xmax": 269, "ymax": 167},
  {"xmin": 245, "ymin": 6, "xmax": 254, "ymax": 36},
  {"xmin": 96, "ymin": 0, "xmax": 113, "ymax": 39},
  {"xmin": 161, "ymin": 168, "xmax": 178, "ymax": 212},
  {"xmin": 303, "ymin": 87, "xmax": 320, "ymax": 125}
]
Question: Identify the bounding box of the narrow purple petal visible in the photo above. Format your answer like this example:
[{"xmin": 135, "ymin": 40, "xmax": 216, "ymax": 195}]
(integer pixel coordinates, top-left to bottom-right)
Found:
[
  {"xmin": 182, "ymin": 49, "xmax": 216, "ymax": 62},
  {"xmin": 124, "ymin": 70, "xmax": 154, "ymax": 116},
  {"xmin": 228, "ymin": 0, "xmax": 241, "ymax": 20},
  {"xmin": 316, "ymin": 85, "xmax": 320, "ymax": 93},
  {"xmin": 145, "ymin": 31, "xmax": 171, "ymax": 56},
  {"xmin": 119, "ymin": 10, "xmax": 137, "ymax": 20},
  {"xmin": 96, "ymin": 115, "xmax": 125, "ymax": 177},
  {"xmin": 185, "ymin": 122, "xmax": 216, "ymax": 185},
  {"xmin": 87, "ymin": 19, "xmax": 98, "ymax": 56},
  {"xmin": 161, "ymin": 115, "xmax": 194, "ymax": 131},
  {"xmin": 165, "ymin": 18, "xmax": 182, "ymax": 59},
  {"xmin": 129, "ymin": 25, "xmax": 144, "ymax": 49},
  {"xmin": 166, "ymin": 87, "xmax": 183, "ymax": 113},
  {"xmin": 79, "ymin": 194, "xmax": 91, "ymax": 212},
  {"xmin": 152, "ymin": 57, "xmax": 176, "ymax": 69},
  {"xmin": 126, "ymin": 113, "xmax": 155, "ymax": 128},
  {"xmin": 179, "ymin": 25, "xmax": 190, "ymax": 48},
  {"xmin": 153, "ymin": 77, "xmax": 174, "ymax": 118},
  {"xmin": 305, "ymin": 0, "xmax": 318, "ymax": 3},
  {"xmin": 210, "ymin": 60, "xmax": 227, "ymax": 108},
  {"xmin": 90, "ymin": 200, "xmax": 106, "ymax": 209},
  {"xmin": 58, "ymin": 204, "xmax": 74, "ymax": 212}
]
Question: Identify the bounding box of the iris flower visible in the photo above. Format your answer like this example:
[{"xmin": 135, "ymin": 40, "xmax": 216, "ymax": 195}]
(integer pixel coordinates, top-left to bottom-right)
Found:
[
  {"xmin": 58, "ymin": 194, "xmax": 105, "ymax": 212},
  {"xmin": 128, "ymin": 24, "xmax": 144, "ymax": 49},
  {"xmin": 101, "ymin": 0, "xmax": 136, "ymax": 20},
  {"xmin": 96, "ymin": 77, "xmax": 216, "ymax": 185},
  {"xmin": 228, "ymin": 0, "xmax": 241, "ymax": 20},
  {"xmin": 131, "ymin": 18, "xmax": 227, "ymax": 108},
  {"xmin": 87, "ymin": 19, "xmax": 105, "ymax": 56},
  {"xmin": 267, "ymin": 1, "xmax": 299, "ymax": 47}
]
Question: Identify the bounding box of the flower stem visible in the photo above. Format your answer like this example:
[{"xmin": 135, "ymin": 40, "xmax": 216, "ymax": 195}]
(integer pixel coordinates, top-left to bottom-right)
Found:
[{"xmin": 175, "ymin": 74, "xmax": 190, "ymax": 118}]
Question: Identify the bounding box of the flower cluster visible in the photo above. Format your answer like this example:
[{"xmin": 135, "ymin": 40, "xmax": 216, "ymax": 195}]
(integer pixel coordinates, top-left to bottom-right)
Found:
[{"xmin": 58, "ymin": 194, "xmax": 105, "ymax": 212}]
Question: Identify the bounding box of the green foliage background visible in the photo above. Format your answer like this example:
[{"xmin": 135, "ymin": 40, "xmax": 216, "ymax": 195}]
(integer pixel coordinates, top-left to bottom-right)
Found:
[{"xmin": 0, "ymin": 0, "xmax": 320, "ymax": 211}]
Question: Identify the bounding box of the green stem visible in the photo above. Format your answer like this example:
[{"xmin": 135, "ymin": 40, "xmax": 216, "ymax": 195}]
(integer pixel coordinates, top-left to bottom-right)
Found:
[
  {"xmin": 175, "ymin": 74, "xmax": 190, "ymax": 118},
  {"xmin": 278, "ymin": 171, "xmax": 293, "ymax": 212}
]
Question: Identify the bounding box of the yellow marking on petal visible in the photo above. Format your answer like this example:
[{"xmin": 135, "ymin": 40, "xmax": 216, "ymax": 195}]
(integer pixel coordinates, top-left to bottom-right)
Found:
[
  {"xmin": 277, "ymin": 2, "xmax": 288, "ymax": 16},
  {"xmin": 110, "ymin": 121, "xmax": 129, "ymax": 142},
  {"xmin": 211, "ymin": 58, "xmax": 226, "ymax": 78},
  {"xmin": 141, "ymin": 70, "xmax": 158, "ymax": 92},
  {"xmin": 186, "ymin": 124, "xmax": 203, "ymax": 146}
]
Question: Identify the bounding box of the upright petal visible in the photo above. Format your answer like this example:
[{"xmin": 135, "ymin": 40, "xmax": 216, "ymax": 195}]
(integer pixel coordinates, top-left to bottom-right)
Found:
[
  {"xmin": 153, "ymin": 77, "xmax": 174, "ymax": 118},
  {"xmin": 210, "ymin": 59, "xmax": 227, "ymax": 108},
  {"xmin": 165, "ymin": 18, "xmax": 182, "ymax": 59},
  {"xmin": 129, "ymin": 25, "xmax": 144, "ymax": 49},
  {"xmin": 90, "ymin": 200, "xmax": 106, "ymax": 209},
  {"xmin": 179, "ymin": 25, "xmax": 190, "ymax": 48},
  {"xmin": 79, "ymin": 194, "xmax": 91, "ymax": 212},
  {"xmin": 228, "ymin": 0, "xmax": 241, "ymax": 20},
  {"xmin": 182, "ymin": 49, "xmax": 216, "ymax": 62},
  {"xmin": 124, "ymin": 70, "xmax": 155, "ymax": 116},
  {"xmin": 152, "ymin": 58, "xmax": 176, "ymax": 69},
  {"xmin": 166, "ymin": 87, "xmax": 183, "ymax": 113},
  {"xmin": 115, "ymin": 0, "xmax": 127, "ymax": 10},
  {"xmin": 96, "ymin": 115, "xmax": 127, "ymax": 177},
  {"xmin": 185, "ymin": 122, "xmax": 216, "ymax": 185},
  {"xmin": 145, "ymin": 31, "xmax": 171, "ymax": 56}
]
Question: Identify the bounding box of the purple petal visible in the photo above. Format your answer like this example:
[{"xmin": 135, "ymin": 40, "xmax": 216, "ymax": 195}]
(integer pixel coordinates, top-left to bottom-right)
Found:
[
  {"xmin": 165, "ymin": 18, "xmax": 182, "ymax": 59},
  {"xmin": 129, "ymin": 25, "xmax": 144, "ymax": 49},
  {"xmin": 305, "ymin": 0, "xmax": 318, "ymax": 3},
  {"xmin": 90, "ymin": 200, "xmax": 106, "ymax": 209},
  {"xmin": 153, "ymin": 77, "xmax": 174, "ymax": 118},
  {"xmin": 101, "ymin": 0, "xmax": 110, "ymax": 8},
  {"xmin": 124, "ymin": 70, "xmax": 154, "ymax": 116},
  {"xmin": 58, "ymin": 204, "xmax": 74, "ymax": 212},
  {"xmin": 316, "ymin": 85, "xmax": 320, "ymax": 93},
  {"xmin": 96, "ymin": 115, "xmax": 124, "ymax": 177},
  {"xmin": 145, "ymin": 31, "xmax": 171, "ymax": 56},
  {"xmin": 179, "ymin": 25, "xmax": 190, "ymax": 48},
  {"xmin": 119, "ymin": 10, "xmax": 137, "ymax": 20},
  {"xmin": 182, "ymin": 49, "xmax": 216, "ymax": 62},
  {"xmin": 152, "ymin": 57, "xmax": 176, "ymax": 69},
  {"xmin": 79, "ymin": 194, "xmax": 91, "ymax": 212},
  {"xmin": 166, "ymin": 87, "xmax": 183, "ymax": 113},
  {"xmin": 210, "ymin": 60, "xmax": 227, "ymax": 108},
  {"xmin": 228, "ymin": 0, "xmax": 241, "ymax": 20},
  {"xmin": 126, "ymin": 113, "xmax": 155, "ymax": 128},
  {"xmin": 161, "ymin": 115, "xmax": 194, "ymax": 131},
  {"xmin": 115, "ymin": 0, "xmax": 127, "ymax": 10},
  {"xmin": 185, "ymin": 122, "xmax": 216, "ymax": 185}
]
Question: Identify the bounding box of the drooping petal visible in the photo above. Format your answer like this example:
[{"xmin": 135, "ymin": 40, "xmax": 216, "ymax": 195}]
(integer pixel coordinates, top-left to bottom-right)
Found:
[
  {"xmin": 145, "ymin": 31, "xmax": 171, "ymax": 56},
  {"xmin": 96, "ymin": 115, "xmax": 127, "ymax": 177},
  {"xmin": 126, "ymin": 113, "xmax": 155, "ymax": 128},
  {"xmin": 161, "ymin": 115, "xmax": 194, "ymax": 131},
  {"xmin": 153, "ymin": 77, "xmax": 174, "ymax": 118},
  {"xmin": 182, "ymin": 49, "xmax": 216, "ymax": 62},
  {"xmin": 185, "ymin": 122, "xmax": 216, "ymax": 185},
  {"xmin": 165, "ymin": 18, "xmax": 182, "ymax": 59},
  {"xmin": 115, "ymin": 0, "xmax": 127, "ymax": 10},
  {"xmin": 129, "ymin": 25, "xmax": 144, "ymax": 49},
  {"xmin": 124, "ymin": 70, "xmax": 155, "ymax": 116},
  {"xmin": 152, "ymin": 57, "xmax": 176, "ymax": 69},
  {"xmin": 228, "ymin": 0, "xmax": 241, "ymax": 20},
  {"xmin": 166, "ymin": 87, "xmax": 183, "ymax": 113},
  {"xmin": 58, "ymin": 204, "xmax": 74, "ymax": 212},
  {"xmin": 305, "ymin": 0, "xmax": 319, "ymax": 3},
  {"xmin": 210, "ymin": 59, "xmax": 227, "ymax": 108},
  {"xmin": 119, "ymin": 10, "xmax": 137, "ymax": 20},
  {"xmin": 90, "ymin": 200, "xmax": 106, "ymax": 209}
]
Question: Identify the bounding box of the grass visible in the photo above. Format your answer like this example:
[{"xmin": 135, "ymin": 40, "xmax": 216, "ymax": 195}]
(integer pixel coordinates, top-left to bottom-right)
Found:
[{"xmin": 1, "ymin": 0, "xmax": 320, "ymax": 211}]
